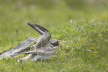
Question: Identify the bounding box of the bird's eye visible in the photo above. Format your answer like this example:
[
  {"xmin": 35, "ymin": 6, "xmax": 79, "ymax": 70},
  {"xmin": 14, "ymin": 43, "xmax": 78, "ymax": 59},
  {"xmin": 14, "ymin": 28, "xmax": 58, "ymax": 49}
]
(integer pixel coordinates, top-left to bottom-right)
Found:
[{"xmin": 51, "ymin": 40, "xmax": 59, "ymax": 46}]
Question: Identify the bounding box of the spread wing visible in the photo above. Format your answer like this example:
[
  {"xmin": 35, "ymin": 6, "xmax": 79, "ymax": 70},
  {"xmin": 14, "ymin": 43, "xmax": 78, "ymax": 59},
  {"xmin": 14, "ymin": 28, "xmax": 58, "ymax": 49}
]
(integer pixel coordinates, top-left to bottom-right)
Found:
[{"xmin": 27, "ymin": 23, "xmax": 51, "ymax": 47}]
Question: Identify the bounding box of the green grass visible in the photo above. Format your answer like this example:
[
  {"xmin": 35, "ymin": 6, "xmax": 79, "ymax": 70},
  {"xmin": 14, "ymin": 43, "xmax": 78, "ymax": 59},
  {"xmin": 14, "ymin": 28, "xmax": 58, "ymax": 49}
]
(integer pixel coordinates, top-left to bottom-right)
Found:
[{"xmin": 0, "ymin": 3, "xmax": 108, "ymax": 72}]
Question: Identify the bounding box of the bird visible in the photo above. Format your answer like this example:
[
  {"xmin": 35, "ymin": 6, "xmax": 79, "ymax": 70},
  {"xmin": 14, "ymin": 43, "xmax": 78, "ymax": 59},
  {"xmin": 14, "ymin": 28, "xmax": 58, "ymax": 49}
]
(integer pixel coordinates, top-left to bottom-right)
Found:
[{"xmin": 18, "ymin": 23, "xmax": 59, "ymax": 62}]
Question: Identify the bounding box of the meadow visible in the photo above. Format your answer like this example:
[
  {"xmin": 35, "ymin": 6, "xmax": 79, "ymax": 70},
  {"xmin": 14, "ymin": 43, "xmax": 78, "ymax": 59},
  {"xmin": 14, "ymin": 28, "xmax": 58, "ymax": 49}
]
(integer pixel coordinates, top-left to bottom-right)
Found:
[{"xmin": 0, "ymin": 1, "xmax": 108, "ymax": 72}]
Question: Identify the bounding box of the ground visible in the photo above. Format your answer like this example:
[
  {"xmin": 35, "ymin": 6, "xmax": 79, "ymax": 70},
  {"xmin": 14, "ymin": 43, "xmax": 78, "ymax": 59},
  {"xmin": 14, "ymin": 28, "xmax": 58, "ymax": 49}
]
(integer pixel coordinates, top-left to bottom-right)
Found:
[{"xmin": 0, "ymin": 3, "xmax": 108, "ymax": 72}]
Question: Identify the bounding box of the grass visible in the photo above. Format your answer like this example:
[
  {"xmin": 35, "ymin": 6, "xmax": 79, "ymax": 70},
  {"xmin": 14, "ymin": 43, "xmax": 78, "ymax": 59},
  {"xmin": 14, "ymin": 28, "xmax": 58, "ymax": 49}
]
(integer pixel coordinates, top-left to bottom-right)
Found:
[{"xmin": 0, "ymin": 3, "xmax": 108, "ymax": 72}]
